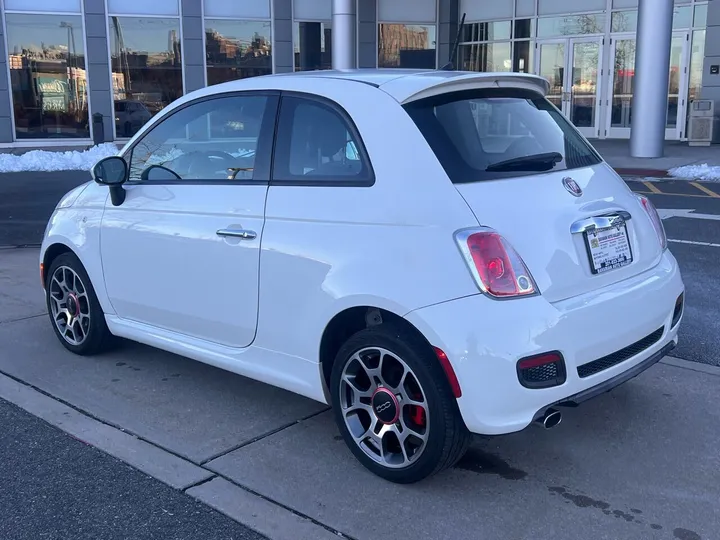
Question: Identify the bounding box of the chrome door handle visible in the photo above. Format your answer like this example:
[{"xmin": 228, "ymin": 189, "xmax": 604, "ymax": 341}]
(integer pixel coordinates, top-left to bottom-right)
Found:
[
  {"xmin": 216, "ymin": 228, "xmax": 257, "ymax": 240},
  {"xmin": 570, "ymin": 211, "xmax": 632, "ymax": 234}
]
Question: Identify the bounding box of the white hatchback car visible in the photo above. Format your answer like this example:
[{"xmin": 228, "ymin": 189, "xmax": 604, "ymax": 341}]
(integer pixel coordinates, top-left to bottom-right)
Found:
[{"xmin": 41, "ymin": 69, "xmax": 684, "ymax": 483}]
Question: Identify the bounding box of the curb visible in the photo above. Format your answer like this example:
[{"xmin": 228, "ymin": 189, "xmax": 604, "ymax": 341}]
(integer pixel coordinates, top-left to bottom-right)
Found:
[{"xmin": 614, "ymin": 168, "xmax": 669, "ymax": 177}]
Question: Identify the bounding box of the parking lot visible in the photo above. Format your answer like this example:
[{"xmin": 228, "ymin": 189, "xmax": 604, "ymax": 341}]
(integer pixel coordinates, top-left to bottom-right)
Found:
[{"xmin": 1, "ymin": 173, "xmax": 719, "ymax": 540}]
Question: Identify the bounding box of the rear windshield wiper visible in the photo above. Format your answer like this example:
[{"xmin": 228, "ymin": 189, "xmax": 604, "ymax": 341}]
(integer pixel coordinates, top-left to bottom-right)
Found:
[{"xmin": 485, "ymin": 152, "xmax": 563, "ymax": 172}]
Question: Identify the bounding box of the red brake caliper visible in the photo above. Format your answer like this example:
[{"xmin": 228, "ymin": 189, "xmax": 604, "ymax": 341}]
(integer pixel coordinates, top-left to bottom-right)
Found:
[{"xmin": 409, "ymin": 392, "xmax": 426, "ymax": 428}]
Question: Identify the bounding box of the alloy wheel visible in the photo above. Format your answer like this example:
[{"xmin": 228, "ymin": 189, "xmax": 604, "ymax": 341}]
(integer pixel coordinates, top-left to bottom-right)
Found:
[
  {"xmin": 48, "ymin": 265, "xmax": 91, "ymax": 346},
  {"xmin": 339, "ymin": 347, "xmax": 430, "ymax": 469}
]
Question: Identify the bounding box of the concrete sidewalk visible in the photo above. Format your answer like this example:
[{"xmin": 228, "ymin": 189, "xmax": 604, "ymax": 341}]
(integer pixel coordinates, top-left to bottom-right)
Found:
[{"xmin": 590, "ymin": 139, "xmax": 720, "ymax": 176}]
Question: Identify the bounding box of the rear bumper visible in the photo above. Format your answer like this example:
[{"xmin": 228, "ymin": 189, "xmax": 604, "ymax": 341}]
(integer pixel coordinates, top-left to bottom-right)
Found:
[
  {"xmin": 531, "ymin": 340, "xmax": 675, "ymax": 421},
  {"xmin": 405, "ymin": 250, "xmax": 684, "ymax": 435}
]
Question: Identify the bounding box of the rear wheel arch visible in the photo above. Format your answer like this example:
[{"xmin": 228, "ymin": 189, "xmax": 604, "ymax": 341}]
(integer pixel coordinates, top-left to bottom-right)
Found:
[{"xmin": 319, "ymin": 306, "xmax": 456, "ymax": 401}]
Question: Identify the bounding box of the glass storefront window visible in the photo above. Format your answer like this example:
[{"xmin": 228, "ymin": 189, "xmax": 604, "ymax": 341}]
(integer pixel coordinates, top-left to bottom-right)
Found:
[
  {"xmin": 688, "ymin": 30, "xmax": 705, "ymax": 103},
  {"xmin": 673, "ymin": 6, "xmax": 692, "ymax": 29},
  {"xmin": 460, "ymin": 42, "xmax": 511, "ymax": 72},
  {"xmin": 611, "ymin": 6, "xmax": 695, "ymax": 33},
  {"xmin": 514, "ymin": 19, "xmax": 534, "ymax": 39},
  {"xmin": 109, "ymin": 17, "xmax": 183, "ymax": 138},
  {"xmin": 610, "ymin": 39, "xmax": 635, "ymax": 129},
  {"xmin": 611, "ymin": 11, "xmax": 636, "ymax": 33},
  {"xmin": 293, "ymin": 21, "xmax": 332, "ymax": 71},
  {"xmin": 693, "ymin": 4, "xmax": 707, "ymax": 28},
  {"xmin": 378, "ymin": 24, "xmax": 437, "ymax": 69},
  {"xmin": 205, "ymin": 20, "xmax": 272, "ymax": 86},
  {"xmin": 461, "ymin": 21, "xmax": 511, "ymax": 42},
  {"xmin": 537, "ymin": 14, "xmax": 606, "ymax": 37},
  {"xmin": 6, "ymin": 13, "xmax": 89, "ymax": 139},
  {"xmin": 513, "ymin": 41, "xmax": 532, "ymax": 73}
]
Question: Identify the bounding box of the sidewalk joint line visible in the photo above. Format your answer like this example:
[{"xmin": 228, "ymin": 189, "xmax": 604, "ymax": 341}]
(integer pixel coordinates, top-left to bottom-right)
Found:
[
  {"xmin": 0, "ymin": 313, "xmax": 46, "ymax": 325},
  {"xmin": 199, "ymin": 407, "xmax": 331, "ymax": 466},
  {"xmin": 181, "ymin": 474, "xmax": 217, "ymax": 492},
  {"xmin": 0, "ymin": 368, "xmax": 352, "ymax": 539}
]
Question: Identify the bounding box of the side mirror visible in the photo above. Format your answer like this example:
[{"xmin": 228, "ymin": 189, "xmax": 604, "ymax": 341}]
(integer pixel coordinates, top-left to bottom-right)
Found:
[
  {"xmin": 141, "ymin": 164, "xmax": 182, "ymax": 182},
  {"xmin": 92, "ymin": 156, "xmax": 127, "ymax": 206}
]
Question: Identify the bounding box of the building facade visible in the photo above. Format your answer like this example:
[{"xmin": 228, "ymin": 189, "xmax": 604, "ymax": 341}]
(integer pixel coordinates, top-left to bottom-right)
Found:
[{"xmin": 0, "ymin": 0, "xmax": 717, "ymax": 146}]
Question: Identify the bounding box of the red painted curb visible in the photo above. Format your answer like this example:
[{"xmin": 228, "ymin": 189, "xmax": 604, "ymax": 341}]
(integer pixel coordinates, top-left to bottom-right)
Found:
[{"xmin": 613, "ymin": 168, "xmax": 669, "ymax": 177}]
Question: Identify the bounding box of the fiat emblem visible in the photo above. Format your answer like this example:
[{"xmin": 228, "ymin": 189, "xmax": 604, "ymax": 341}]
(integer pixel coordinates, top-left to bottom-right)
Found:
[{"xmin": 562, "ymin": 177, "xmax": 582, "ymax": 197}]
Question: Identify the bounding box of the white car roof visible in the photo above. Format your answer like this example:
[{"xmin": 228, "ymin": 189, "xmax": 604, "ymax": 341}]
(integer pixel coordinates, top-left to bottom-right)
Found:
[
  {"xmin": 188, "ymin": 69, "xmax": 550, "ymax": 105},
  {"xmin": 120, "ymin": 69, "xmax": 551, "ymax": 150}
]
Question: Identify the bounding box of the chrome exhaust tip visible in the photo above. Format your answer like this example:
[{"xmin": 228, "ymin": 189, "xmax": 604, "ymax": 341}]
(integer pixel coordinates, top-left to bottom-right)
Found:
[{"xmin": 535, "ymin": 408, "xmax": 562, "ymax": 429}]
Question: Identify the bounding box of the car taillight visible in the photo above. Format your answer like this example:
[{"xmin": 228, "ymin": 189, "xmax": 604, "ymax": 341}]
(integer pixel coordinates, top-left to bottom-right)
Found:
[
  {"xmin": 455, "ymin": 228, "xmax": 538, "ymax": 298},
  {"xmin": 637, "ymin": 194, "xmax": 667, "ymax": 250}
]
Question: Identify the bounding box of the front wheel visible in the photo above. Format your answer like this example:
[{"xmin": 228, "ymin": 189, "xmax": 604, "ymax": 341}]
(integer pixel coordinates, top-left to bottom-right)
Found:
[
  {"xmin": 330, "ymin": 322, "xmax": 471, "ymax": 483},
  {"xmin": 45, "ymin": 252, "xmax": 114, "ymax": 355}
]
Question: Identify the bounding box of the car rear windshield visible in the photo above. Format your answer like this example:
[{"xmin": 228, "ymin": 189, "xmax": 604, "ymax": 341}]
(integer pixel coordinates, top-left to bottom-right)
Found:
[{"xmin": 402, "ymin": 88, "xmax": 602, "ymax": 183}]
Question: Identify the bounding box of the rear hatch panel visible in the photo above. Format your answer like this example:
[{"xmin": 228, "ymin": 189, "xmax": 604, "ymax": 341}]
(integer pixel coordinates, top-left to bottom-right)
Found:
[{"xmin": 455, "ymin": 164, "xmax": 663, "ymax": 303}]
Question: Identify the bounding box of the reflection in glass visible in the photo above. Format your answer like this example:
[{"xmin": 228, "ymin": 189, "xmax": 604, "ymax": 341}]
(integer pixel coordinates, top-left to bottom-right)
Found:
[
  {"xmin": 109, "ymin": 17, "xmax": 182, "ymax": 138},
  {"xmin": 666, "ymin": 36, "xmax": 683, "ymax": 129},
  {"xmin": 694, "ymin": 4, "xmax": 708, "ymax": 28},
  {"xmin": 689, "ymin": 30, "xmax": 705, "ymax": 103},
  {"xmin": 293, "ymin": 22, "xmax": 332, "ymax": 71},
  {"xmin": 460, "ymin": 42, "xmax": 511, "ymax": 72},
  {"xmin": 611, "ymin": 11, "xmax": 637, "ymax": 33},
  {"xmin": 570, "ymin": 42, "xmax": 599, "ymax": 128},
  {"xmin": 514, "ymin": 19, "xmax": 533, "ymax": 39},
  {"xmin": 611, "ymin": 7, "xmax": 693, "ymax": 33},
  {"xmin": 538, "ymin": 42, "xmax": 565, "ymax": 111},
  {"xmin": 205, "ymin": 20, "xmax": 272, "ymax": 85},
  {"xmin": 537, "ymin": 14, "xmax": 605, "ymax": 38},
  {"xmin": 610, "ymin": 39, "xmax": 635, "ymax": 129},
  {"xmin": 673, "ymin": 6, "xmax": 692, "ymax": 29},
  {"xmin": 378, "ymin": 24, "xmax": 436, "ymax": 69},
  {"xmin": 461, "ymin": 21, "xmax": 511, "ymax": 42},
  {"xmin": 513, "ymin": 41, "xmax": 531, "ymax": 73},
  {"xmin": 6, "ymin": 14, "xmax": 89, "ymax": 139}
]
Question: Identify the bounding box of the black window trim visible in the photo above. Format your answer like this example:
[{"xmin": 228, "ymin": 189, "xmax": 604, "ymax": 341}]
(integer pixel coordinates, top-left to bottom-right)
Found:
[
  {"xmin": 269, "ymin": 91, "xmax": 376, "ymax": 188},
  {"xmin": 120, "ymin": 90, "xmax": 281, "ymax": 186}
]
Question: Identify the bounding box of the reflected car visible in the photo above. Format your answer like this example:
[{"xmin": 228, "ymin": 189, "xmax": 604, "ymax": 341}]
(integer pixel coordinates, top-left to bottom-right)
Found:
[
  {"xmin": 40, "ymin": 69, "xmax": 684, "ymax": 484},
  {"xmin": 114, "ymin": 100, "xmax": 152, "ymax": 137}
]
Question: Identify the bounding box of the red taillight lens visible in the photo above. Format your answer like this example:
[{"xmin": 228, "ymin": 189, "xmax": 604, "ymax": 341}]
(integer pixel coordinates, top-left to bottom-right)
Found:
[
  {"xmin": 637, "ymin": 194, "xmax": 667, "ymax": 250},
  {"xmin": 455, "ymin": 228, "xmax": 537, "ymax": 298}
]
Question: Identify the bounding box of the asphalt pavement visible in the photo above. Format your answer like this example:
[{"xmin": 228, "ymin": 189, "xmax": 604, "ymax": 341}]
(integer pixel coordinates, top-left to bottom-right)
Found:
[
  {"xmin": 0, "ymin": 171, "xmax": 90, "ymax": 247},
  {"xmin": 0, "ymin": 397, "xmax": 267, "ymax": 540}
]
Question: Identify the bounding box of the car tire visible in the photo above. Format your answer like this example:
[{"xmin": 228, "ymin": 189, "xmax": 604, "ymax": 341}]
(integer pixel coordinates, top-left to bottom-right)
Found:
[
  {"xmin": 45, "ymin": 252, "xmax": 114, "ymax": 356},
  {"xmin": 330, "ymin": 321, "xmax": 471, "ymax": 483}
]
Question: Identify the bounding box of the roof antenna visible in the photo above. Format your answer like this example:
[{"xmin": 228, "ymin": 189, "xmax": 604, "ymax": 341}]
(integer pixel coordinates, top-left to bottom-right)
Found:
[{"xmin": 440, "ymin": 13, "xmax": 466, "ymax": 71}]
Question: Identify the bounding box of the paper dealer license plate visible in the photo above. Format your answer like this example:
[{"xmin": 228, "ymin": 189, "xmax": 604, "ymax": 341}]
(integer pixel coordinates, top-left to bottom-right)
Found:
[{"xmin": 585, "ymin": 224, "xmax": 633, "ymax": 274}]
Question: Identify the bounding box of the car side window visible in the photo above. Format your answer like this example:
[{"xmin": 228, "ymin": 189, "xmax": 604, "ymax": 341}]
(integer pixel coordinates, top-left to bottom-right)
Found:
[
  {"xmin": 126, "ymin": 94, "xmax": 274, "ymax": 182},
  {"xmin": 272, "ymin": 96, "xmax": 373, "ymax": 184}
]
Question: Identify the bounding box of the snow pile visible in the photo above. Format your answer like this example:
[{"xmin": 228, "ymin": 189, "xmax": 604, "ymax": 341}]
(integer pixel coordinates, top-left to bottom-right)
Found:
[
  {"xmin": 668, "ymin": 163, "xmax": 720, "ymax": 182},
  {"xmin": 0, "ymin": 143, "xmax": 119, "ymax": 173}
]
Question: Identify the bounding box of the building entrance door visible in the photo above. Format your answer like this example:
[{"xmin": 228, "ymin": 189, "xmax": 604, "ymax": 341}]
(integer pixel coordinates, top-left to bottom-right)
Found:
[
  {"xmin": 536, "ymin": 37, "xmax": 603, "ymax": 138},
  {"xmin": 604, "ymin": 32, "xmax": 690, "ymax": 140}
]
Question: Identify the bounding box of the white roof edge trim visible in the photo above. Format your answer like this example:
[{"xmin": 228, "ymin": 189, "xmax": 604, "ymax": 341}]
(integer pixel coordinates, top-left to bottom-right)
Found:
[{"xmin": 399, "ymin": 76, "xmax": 551, "ymax": 105}]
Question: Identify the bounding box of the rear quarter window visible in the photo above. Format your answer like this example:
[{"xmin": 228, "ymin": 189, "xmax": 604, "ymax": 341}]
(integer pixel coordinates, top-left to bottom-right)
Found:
[{"xmin": 403, "ymin": 88, "xmax": 602, "ymax": 183}]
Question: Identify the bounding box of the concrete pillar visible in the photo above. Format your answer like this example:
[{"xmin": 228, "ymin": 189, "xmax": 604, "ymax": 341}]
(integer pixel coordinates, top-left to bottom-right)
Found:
[
  {"xmin": 180, "ymin": 0, "xmax": 206, "ymax": 93},
  {"xmin": 357, "ymin": 0, "xmax": 377, "ymax": 68},
  {"xmin": 438, "ymin": 0, "xmax": 459, "ymax": 68},
  {"xmin": 332, "ymin": 0, "xmax": 356, "ymax": 70},
  {"xmin": 84, "ymin": 0, "xmax": 115, "ymax": 142},
  {"xmin": 629, "ymin": 0, "xmax": 674, "ymax": 158}
]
